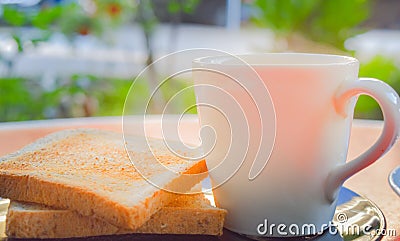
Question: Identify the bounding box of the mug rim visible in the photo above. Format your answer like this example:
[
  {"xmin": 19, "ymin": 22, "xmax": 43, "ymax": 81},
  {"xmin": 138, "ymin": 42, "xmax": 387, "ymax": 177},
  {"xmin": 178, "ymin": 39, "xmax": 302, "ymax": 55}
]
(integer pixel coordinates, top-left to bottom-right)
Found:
[{"xmin": 193, "ymin": 53, "xmax": 358, "ymax": 67}]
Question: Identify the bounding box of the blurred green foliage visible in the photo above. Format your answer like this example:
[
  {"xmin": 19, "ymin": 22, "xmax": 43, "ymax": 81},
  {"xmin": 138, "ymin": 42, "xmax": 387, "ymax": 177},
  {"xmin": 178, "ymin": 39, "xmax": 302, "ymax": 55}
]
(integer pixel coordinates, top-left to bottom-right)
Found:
[
  {"xmin": 31, "ymin": 5, "xmax": 63, "ymax": 29},
  {"xmin": 2, "ymin": 1, "xmax": 136, "ymax": 39},
  {"xmin": 167, "ymin": 0, "xmax": 200, "ymax": 14},
  {"xmin": 0, "ymin": 76, "xmax": 131, "ymax": 121},
  {"xmin": 0, "ymin": 78, "xmax": 35, "ymax": 121},
  {"xmin": 159, "ymin": 78, "xmax": 197, "ymax": 114},
  {"xmin": 251, "ymin": 0, "xmax": 371, "ymax": 49},
  {"xmin": 2, "ymin": 6, "xmax": 27, "ymax": 26},
  {"xmin": 355, "ymin": 56, "xmax": 400, "ymax": 119},
  {"xmin": 0, "ymin": 74, "xmax": 196, "ymax": 122}
]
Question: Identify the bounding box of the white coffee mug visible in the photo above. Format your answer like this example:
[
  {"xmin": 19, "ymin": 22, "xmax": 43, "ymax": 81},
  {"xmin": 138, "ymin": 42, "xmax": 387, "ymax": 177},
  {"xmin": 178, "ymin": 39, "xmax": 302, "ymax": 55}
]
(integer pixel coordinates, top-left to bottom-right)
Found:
[{"xmin": 192, "ymin": 53, "xmax": 400, "ymax": 237}]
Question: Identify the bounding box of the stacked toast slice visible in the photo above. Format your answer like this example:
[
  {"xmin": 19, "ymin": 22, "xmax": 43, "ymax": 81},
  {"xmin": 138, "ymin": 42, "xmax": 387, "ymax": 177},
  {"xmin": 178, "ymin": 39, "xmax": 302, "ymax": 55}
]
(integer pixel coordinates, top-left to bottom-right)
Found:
[{"xmin": 0, "ymin": 129, "xmax": 226, "ymax": 238}]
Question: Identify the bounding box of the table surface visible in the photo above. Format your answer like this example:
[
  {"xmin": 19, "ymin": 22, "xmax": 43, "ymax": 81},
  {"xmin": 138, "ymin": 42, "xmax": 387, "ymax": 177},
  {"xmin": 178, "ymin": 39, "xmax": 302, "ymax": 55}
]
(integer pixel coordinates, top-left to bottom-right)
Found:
[{"xmin": 0, "ymin": 115, "xmax": 399, "ymax": 240}]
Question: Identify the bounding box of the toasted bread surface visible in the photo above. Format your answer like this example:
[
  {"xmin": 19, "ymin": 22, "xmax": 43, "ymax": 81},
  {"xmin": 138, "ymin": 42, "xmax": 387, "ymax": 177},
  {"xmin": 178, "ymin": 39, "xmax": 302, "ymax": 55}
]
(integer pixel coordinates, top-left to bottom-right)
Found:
[{"xmin": 0, "ymin": 129, "xmax": 207, "ymax": 230}]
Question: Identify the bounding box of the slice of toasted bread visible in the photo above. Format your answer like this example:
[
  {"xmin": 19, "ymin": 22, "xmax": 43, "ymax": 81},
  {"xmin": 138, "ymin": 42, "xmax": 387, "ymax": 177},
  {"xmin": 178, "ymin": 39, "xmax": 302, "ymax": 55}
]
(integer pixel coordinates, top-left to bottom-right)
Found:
[
  {"xmin": 6, "ymin": 193, "xmax": 226, "ymax": 238},
  {"xmin": 0, "ymin": 129, "xmax": 207, "ymax": 230}
]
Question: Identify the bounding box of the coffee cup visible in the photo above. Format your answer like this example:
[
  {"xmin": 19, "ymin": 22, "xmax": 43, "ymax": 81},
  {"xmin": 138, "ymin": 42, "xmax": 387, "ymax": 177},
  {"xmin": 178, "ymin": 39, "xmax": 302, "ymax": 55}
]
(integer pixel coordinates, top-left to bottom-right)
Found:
[{"xmin": 192, "ymin": 53, "xmax": 400, "ymax": 237}]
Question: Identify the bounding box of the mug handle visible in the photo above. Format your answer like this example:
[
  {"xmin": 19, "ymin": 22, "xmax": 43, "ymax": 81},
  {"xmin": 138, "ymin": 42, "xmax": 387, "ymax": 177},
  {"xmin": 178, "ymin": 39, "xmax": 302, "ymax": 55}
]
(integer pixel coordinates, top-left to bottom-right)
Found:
[{"xmin": 325, "ymin": 78, "xmax": 400, "ymax": 202}]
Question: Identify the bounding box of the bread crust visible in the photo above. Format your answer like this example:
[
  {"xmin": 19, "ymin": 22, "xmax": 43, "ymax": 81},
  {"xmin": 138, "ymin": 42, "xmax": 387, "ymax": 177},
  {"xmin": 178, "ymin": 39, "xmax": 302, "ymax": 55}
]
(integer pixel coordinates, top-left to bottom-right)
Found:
[
  {"xmin": 6, "ymin": 194, "xmax": 227, "ymax": 238},
  {"xmin": 0, "ymin": 129, "xmax": 207, "ymax": 230}
]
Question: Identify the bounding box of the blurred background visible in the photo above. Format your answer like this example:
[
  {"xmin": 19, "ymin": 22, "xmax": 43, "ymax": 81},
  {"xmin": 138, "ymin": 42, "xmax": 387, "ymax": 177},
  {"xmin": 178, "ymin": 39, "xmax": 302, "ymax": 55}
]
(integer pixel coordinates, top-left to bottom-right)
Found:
[{"xmin": 0, "ymin": 0, "xmax": 399, "ymax": 122}]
